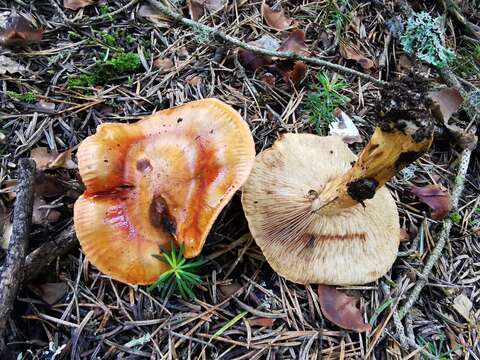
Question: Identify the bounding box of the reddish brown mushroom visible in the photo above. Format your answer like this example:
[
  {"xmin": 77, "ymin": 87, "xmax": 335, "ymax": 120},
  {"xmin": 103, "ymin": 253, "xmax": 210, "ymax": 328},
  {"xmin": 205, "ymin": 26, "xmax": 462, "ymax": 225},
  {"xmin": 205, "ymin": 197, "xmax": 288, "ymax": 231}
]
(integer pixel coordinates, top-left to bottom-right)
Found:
[{"xmin": 74, "ymin": 99, "xmax": 255, "ymax": 284}]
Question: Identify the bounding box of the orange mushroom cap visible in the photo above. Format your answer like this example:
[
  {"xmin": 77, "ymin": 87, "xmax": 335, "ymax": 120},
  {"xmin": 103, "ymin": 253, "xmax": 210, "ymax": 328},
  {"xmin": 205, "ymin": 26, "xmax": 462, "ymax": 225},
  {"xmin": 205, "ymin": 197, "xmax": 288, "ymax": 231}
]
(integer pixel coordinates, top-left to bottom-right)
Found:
[{"xmin": 74, "ymin": 99, "xmax": 255, "ymax": 285}]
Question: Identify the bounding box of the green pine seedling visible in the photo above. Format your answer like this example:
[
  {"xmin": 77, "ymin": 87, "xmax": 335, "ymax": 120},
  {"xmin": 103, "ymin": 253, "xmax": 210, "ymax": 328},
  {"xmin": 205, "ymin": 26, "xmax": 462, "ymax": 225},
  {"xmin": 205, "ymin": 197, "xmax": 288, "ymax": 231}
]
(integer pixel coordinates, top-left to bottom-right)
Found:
[
  {"xmin": 148, "ymin": 242, "xmax": 206, "ymax": 300},
  {"xmin": 304, "ymin": 72, "xmax": 348, "ymax": 134}
]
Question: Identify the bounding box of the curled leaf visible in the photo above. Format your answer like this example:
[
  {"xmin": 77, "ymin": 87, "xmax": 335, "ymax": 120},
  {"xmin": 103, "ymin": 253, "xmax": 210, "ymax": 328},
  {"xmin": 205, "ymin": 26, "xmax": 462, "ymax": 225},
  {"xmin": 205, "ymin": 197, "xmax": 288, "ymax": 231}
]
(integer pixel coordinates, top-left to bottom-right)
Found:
[
  {"xmin": 410, "ymin": 184, "xmax": 452, "ymax": 220},
  {"xmin": 63, "ymin": 0, "xmax": 95, "ymax": 11},
  {"xmin": 0, "ymin": 14, "xmax": 43, "ymax": 47},
  {"xmin": 317, "ymin": 285, "xmax": 371, "ymax": 332},
  {"xmin": 429, "ymin": 88, "xmax": 463, "ymax": 123},
  {"xmin": 339, "ymin": 42, "xmax": 375, "ymax": 70},
  {"xmin": 261, "ymin": 2, "xmax": 293, "ymax": 31},
  {"xmin": 31, "ymin": 147, "xmax": 77, "ymax": 171},
  {"xmin": 274, "ymin": 61, "xmax": 307, "ymax": 86},
  {"xmin": 278, "ymin": 29, "xmax": 309, "ymax": 56},
  {"xmin": 187, "ymin": 0, "xmax": 226, "ymax": 20},
  {"xmin": 238, "ymin": 35, "xmax": 279, "ymax": 70}
]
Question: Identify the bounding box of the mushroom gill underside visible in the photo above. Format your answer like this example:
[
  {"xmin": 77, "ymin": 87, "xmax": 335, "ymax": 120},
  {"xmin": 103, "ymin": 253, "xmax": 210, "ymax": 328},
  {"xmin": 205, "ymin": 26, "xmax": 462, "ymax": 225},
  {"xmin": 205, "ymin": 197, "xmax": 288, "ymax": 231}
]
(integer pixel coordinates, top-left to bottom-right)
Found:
[{"xmin": 242, "ymin": 135, "xmax": 400, "ymax": 285}]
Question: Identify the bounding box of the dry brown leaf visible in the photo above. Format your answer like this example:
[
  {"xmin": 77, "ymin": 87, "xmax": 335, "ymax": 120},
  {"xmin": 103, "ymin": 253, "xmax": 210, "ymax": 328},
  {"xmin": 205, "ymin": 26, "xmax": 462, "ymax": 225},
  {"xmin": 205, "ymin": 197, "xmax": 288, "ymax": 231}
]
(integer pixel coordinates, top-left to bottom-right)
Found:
[
  {"xmin": 0, "ymin": 14, "xmax": 43, "ymax": 47},
  {"xmin": 275, "ymin": 61, "xmax": 307, "ymax": 86},
  {"xmin": 317, "ymin": 285, "xmax": 371, "ymax": 332},
  {"xmin": 138, "ymin": 4, "xmax": 169, "ymax": 22},
  {"xmin": 429, "ymin": 88, "xmax": 463, "ymax": 123},
  {"xmin": 63, "ymin": 0, "xmax": 95, "ymax": 10},
  {"xmin": 428, "ymin": 88, "xmax": 477, "ymax": 149},
  {"xmin": 397, "ymin": 54, "xmax": 413, "ymax": 73},
  {"xmin": 453, "ymin": 293, "xmax": 472, "ymax": 321},
  {"xmin": 0, "ymin": 55, "xmax": 26, "ymax": 75},
  {"xmin": 218, "ymin": 282, "xmax": 242, "ymax": 298},
  {"xmin": 187, "ymin": 76, "xmax": 202, "ymax": 86},
  {"xmin": 31, "ymin": 147, "xmax": 76, "ymax": 171},
  {"xmin": 259, "ymin": 72, "xmax": 276, "ymax": 86},
  {"xmin": 399, "ymin": 228, "xmax": 410, "ymax": 242},
  {"xmin": 248, "ymin": 318, "xmax": 275, "ymax": 327},
  {"xmin": 28, "ymin": 282, "xmax": 68, "ymax": 305},
  {"xmin": 410, "ymin": 184, "xmax": 452, "ymax": 220},
  {"xmin": 261, "ymin": 2, "xmax": 293, "ymax": 31},
  {"xmin": 153, "ymin": 58, "xmax": 174, "ymax": 73},
  {"xmin": 187, "ymin": 0, "xmax": 226, "ymax": 20},
  {"xmin": 278, "ymin": 30, "xmax": 309, "ymax": 56},
  {"xmin": 238, "ymin": 35, "xmax": 279, "ymax": 71},
  {"xmin": 339, "ymin": 42, "xmax": 375, "ymax": 70}
]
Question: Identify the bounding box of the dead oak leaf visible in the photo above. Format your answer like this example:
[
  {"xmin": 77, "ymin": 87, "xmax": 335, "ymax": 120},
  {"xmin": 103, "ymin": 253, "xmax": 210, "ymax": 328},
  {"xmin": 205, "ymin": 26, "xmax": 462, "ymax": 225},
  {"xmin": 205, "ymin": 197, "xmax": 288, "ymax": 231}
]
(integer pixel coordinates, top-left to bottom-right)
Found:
[
  {"xmin": 63, "ymin": 0, "xmax": 96, "ymax": 11},
  {"xmin": 339, "ymin": 42, "xmax": 375, "ymax": 71},
  {"xmin": 429, "ymin": 88, "xmax": 463, "ymax": 123},
  {"xmin": 274, "ymin": 61, "xmax": 307, "ymax": 86},
  {"xmin": 317, "ymin": 285, "xmax": 371, "ymax": 332},
  {"xmin": 31, "ymin": 147, "xmax": 77, "ymax": 171},
  {"xmin": 0, "ymin": 14, "xmax": 43, "ymax": 47},
  {"xmin": 410, "ymin": 184, "xmax": 452, "ymax": 220},
  {"xmin": 153, "ymin": 58, "xmax": 174, "ymax": 73},
  {"xmin": 278, "ymin": 29, "xmax": 309, "ymax": 56},
  {"xmin": 187, "ymin": 0, "xmax": 227, "ymax": 20},
  {"xmin": 261, "ymin": 2, "xmax": 294, "ymax": 31}
]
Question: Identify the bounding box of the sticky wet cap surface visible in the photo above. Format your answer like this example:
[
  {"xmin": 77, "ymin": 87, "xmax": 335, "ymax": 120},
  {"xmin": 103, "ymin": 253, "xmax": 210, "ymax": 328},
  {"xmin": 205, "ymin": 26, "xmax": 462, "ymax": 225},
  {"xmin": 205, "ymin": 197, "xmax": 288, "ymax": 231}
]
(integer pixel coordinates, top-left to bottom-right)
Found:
[{"xmin": 74, "ymin": 99, "xmax": 255, "ymax": 285}]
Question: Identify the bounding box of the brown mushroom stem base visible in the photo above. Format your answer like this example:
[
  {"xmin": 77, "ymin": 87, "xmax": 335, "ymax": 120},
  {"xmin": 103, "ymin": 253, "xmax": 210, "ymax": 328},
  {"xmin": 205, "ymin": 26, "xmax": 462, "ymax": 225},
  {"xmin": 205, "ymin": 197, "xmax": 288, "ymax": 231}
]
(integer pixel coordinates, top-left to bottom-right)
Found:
[{"xmin": 311, "ymin": 125, "xmax": 433, "ymax": 215}]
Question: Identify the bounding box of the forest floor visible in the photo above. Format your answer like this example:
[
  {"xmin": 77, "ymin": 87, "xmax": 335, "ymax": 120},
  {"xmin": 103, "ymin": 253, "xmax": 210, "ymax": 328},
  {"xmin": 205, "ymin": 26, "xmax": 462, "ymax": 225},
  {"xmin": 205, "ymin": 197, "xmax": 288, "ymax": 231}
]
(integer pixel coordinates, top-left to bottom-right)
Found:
[{"xmin": 0, "ymin": 0, "xmax": 479, "ymax": 359}]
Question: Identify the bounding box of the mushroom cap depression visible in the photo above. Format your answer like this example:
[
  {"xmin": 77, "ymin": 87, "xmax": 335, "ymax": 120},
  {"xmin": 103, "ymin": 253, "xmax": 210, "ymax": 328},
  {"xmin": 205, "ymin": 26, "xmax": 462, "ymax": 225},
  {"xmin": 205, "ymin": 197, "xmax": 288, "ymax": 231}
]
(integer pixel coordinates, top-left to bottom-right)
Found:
[
  {"xmin": 242, "ymin": 134, "xmax": 399, "ymax": 285},
  {"xmin": 74, "ymin": 99, "xmax": 255, "ymax": 285}
]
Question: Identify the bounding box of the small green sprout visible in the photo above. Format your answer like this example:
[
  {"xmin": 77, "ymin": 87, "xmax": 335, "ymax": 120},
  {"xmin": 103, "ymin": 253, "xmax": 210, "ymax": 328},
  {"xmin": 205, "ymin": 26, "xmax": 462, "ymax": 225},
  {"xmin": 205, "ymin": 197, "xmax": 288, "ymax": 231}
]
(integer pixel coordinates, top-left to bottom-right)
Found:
[
  {"xmin": 148, "ymin": 242, "xmax": 206, "ymax": 300},
  {"xmin": 450, "ymin": 211, "xmax": 462, "ymax": 224},
  {"xmin": 67, "ymin": 73, "xmax": 96, "ymax": 89},
  {"xmin": 99, "ymin": 4, "xmax": 113, "ymax": 20},
  {"xmin": 304, "ymin": 72, "xmax": 348, "ymax": 134},
  {"xmin": 6, "ymin": 91, "xmax": 37, "ymax": 102},
  {"xmin": 99, "ymin": 31, "xmax": 116, "ymax": 47},
  {"xmin": 400, "ymin": 12, "xmax": 455, "ymax": 68}
]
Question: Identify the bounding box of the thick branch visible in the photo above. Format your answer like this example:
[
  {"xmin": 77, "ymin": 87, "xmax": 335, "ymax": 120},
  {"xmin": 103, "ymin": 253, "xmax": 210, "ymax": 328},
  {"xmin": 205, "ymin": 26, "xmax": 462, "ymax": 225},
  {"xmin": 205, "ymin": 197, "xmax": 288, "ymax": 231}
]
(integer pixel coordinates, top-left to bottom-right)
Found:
[
  {"xmin": 0, "ymin": 159, "xmax": 35, "ymax": 350},
  {"xmin": 146, "ymin": 0, "xmax": 387, "ymax": 86}
]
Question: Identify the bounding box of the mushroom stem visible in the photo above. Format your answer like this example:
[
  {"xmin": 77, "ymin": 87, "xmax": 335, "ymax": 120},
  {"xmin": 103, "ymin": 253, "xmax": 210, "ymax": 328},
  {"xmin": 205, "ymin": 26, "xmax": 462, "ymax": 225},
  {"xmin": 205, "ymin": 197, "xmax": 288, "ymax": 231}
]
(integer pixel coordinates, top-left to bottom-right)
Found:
[{"xmin": 312, "ymin": 79, "xmax": 435, "ymax": 214}]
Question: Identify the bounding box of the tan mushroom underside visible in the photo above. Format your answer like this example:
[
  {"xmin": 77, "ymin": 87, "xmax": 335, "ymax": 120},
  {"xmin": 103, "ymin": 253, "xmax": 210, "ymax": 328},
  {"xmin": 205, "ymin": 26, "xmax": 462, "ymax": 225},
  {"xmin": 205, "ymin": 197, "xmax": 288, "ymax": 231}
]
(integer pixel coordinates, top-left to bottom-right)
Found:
[{"xmin": 242, "ymin": 134, "xmax": 400, "ymax": 285}]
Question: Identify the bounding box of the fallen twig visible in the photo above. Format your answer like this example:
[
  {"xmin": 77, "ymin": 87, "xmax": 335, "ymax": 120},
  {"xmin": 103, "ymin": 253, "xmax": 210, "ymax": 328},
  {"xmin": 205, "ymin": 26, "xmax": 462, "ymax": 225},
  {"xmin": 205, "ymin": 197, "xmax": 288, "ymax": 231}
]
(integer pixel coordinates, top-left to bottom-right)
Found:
[
  {"xmin": 146, "ymin": 0, "xmax": 387, "ymax": 86},
  {"xmin": 398, "ymin": 134, "xmax": 477, "ymax": 319},
  {"xmin": 22, "ymin": 224, "xmax": 78, "ymax": 283},
  {"xmin": 0, "ymin": 159, "xmax": 35, "ymax": 350}
]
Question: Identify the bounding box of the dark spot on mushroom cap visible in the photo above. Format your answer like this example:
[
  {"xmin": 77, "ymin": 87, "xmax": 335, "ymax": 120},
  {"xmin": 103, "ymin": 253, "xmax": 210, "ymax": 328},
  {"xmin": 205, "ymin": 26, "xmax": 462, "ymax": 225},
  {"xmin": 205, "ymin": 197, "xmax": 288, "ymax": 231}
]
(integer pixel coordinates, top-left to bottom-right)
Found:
[
  {"xmin": 150, "ymin": 194, "xmax": 177, "ymax": 235},
  {"xmin": 136, "ymin": 158, "xmax": 152, "ymax": 173},
  {"xmin": 330, "ymin": 150, "xmax": 334, "ymax": 154},
  {"xmin": 177, "ymin": 118, "xmax": 183, "ymax": 123},
  {"xmin": 347, "ymin": 177, "xmax": 379, "ymax": 203}
]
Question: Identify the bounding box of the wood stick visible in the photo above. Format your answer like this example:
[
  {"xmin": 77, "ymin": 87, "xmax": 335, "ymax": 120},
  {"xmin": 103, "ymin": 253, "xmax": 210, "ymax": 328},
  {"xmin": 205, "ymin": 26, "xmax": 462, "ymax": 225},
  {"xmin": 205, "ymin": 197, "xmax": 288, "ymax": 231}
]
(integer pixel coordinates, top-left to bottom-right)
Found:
[
  {"xmin": 22, "ymin": 225, "xmax": 78, "ymax": 283},
  {"xmin": 0, "ymin": 159, "xmax": 35, "ymax": 350},
  {"xmin": 146, "ymin": 0, "xmax": 387, "ymax": 86}
]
